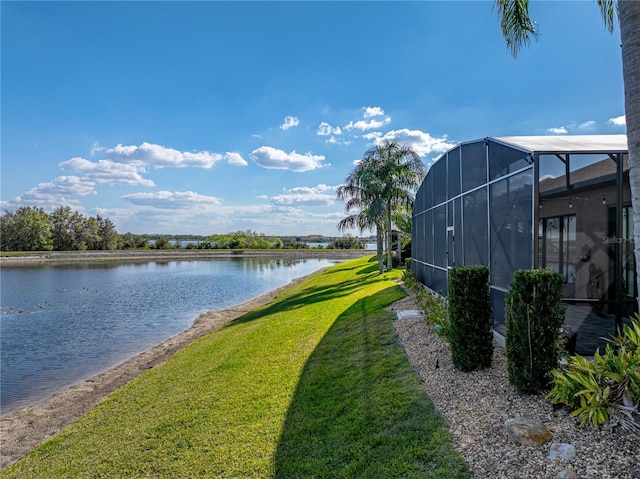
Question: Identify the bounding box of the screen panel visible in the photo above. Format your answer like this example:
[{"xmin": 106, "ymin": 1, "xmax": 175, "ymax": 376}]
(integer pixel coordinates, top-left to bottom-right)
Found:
[
  {"xmin": 461, "ymin": 140, "xmax": 486, "ymax": 193},
  {"xmin": 448, "ymin": 147, "xmax": 461, "ymax": 199},
  {"xmin": 488, "ymin": 140, "xmax": 531, "ymax": 180},
  {"xmin": 489, "ymin": 170, "xmax": 534, "ymax": 289},
  {"xmin": 432, "ymin": 156, "xmax": 447, "ymax": 206},
  {"xmin": 434, "ymin": 204, "xmax": 446, "ymax": 267},
  {"xmin": 463, "ymin": 187, "xmax": 488, "ymax": 266}
]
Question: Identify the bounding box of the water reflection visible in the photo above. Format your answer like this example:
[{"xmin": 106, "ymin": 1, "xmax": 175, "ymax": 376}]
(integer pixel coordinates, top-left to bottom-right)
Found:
[{"xmin": 0, "ymin": 258, "xmax": 339, "ymax": 416}]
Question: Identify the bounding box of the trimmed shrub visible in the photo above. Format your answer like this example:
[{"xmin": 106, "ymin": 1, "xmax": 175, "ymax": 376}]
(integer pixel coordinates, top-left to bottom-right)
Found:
[
  {"xmin": 505, "ymin": 269, "xmax": 565, "ymax": 394},
  {"xmin": 448, "ymin": 266, "xmax": 492, "ymax": 372}
]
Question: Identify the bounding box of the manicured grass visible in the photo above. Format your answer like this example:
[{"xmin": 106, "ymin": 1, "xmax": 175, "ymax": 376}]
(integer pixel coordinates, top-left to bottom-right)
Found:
[{"xmin": 2, "ymin": 256, "xmax": 470, "ymax": 478}]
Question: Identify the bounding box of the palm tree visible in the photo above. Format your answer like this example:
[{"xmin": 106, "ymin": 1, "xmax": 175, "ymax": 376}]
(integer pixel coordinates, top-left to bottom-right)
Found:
[
  {"xmin": 364, "ymin": 140, "xmax": 425, "ymax": 270},
  {"xmin": 337, "ymin": 140, "xmax": 424, "ymax": 271},
  {"xmin": 336, "ymin": 159, "xmax": 387, "ymax": 273},
  {"xmin": 392, "ymin": 202, "xmax": 414, "ymax": 263},
  {"xmin": 495, "ymin": 0, "xmax": 640, "ymax": 308}
]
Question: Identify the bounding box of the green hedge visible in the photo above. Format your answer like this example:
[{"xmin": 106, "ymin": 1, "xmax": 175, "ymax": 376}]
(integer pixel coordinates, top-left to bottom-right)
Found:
[
  {"xmin": 448, "ymin": 266, "xmax": 493, "ymax": 372},
  {"xmin": 505, "ymin": 269, "xmax": 565, "ymax": 394}
]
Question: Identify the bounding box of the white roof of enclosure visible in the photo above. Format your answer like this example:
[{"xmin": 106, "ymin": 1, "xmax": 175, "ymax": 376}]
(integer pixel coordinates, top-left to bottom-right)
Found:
[{"xmin": 491, "ymin": 135, "xmax": 628, "ymax": 154}]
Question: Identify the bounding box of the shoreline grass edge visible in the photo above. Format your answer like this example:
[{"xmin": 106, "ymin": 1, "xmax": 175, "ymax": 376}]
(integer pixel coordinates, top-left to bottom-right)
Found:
[{"xmin": 1, "ymin": 256, "xmax": 470, "ymax": 478}]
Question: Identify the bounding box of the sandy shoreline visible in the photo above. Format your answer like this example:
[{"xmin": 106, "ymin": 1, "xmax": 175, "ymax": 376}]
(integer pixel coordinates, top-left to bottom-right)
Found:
[{"xmin": 0, "ymin": 269, "xmax": 325, "ymax": 469}]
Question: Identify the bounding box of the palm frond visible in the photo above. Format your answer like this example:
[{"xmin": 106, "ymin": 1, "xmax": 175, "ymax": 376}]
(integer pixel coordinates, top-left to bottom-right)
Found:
[
  {"xmin": 494, "ymin": 0, "xmax": 539, "ymax": 58},
  {"xmin": 596, "ymin": 0, "xmax": 617, "ymax": 33}
]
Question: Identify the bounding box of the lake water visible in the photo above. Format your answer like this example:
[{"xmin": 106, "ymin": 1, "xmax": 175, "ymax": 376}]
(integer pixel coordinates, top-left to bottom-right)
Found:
[{"xmin": 0, "ymin": 257, "xmax": 341, "ymax": 416}]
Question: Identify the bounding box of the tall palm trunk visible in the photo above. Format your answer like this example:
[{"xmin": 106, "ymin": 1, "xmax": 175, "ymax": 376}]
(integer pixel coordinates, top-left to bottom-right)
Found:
[
  {"xmin": 376, "ymin": 226, "xmax": 384, "ymax": 273},
  {"xmin": 386, "ymin": 201, "xmax": 393, "ymax": 270},
  {"xmin": 619, "ymin": 1, "xmax": 640, "ymax": 310}
]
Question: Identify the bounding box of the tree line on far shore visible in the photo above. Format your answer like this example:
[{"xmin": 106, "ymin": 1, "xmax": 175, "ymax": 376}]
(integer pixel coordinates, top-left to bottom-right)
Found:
[{"xmin": 0, "ymin": 206, "xmax": 365, "ymax": 252}]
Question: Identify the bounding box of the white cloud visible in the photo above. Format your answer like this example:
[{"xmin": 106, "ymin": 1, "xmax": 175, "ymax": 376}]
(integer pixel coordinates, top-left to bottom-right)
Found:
[
  {"xmin": 578, "ymin": 120, "xmax": 596, "ymax": 130},
  {"xmin": 345, "ymin": 118, "xmax": 391, "ymax": 131},
  {"xmin": 363, "ymin": 106, "xmax": 384, "ymax": 118},
  {"xmin": 609, "ymin": 115, "xmax": 626, "ymax": 126},
  {"xmin": 280, "ymin": 116, "xmax": 300, "ymax": 130},
  {"xmin": 105, "ymin": 142, "xmax": 223, "ymax": 168},
  {"xmin": 344, "ymin": 106, "xmax": 391, "ymax": 131},
  {"xmin": 224, "ymin": 152, "xmax": 248, "ymax": 166},
  {"xmin": 90, "ymin": 141, "xmax": 105, "ymax": 157},
  {"xmin": 327, "ymin": 136, "xmax": 351, "ymax": 146},
  {"xmin": 30, "ymin": 175, "xmax": 97, "ymax": 197},
  {"xmin": 376, "ymin": 129, "xmax": 455, "ymax": 157},
  {"xmin": 4, "ymin": 176, "xmax": 96, "ymax": 211},
  {"xmin": 250, "ymin": 146, "xmax": 327, "ymax": 172},
  {"xmin": 121, "ymin": 190, "xmax": 222, "ymax": 209},
  {"xmin": 270, "ymin": 193, "xmax": 334, "ymax": 206},
  {"xmin": 317, "ymin": 123, "xmax": 348, "ymax": 145},
  {"xmin": 269, "ymin": 184, "xmax": 338, "ymax": 206},
  {"xmin": 107, "ymin": 197, "xmax": 351, "ymax": 236},
  {"xmin": 547, "ymin": 119, "xmax": 600, "ymax": 134},
  {"xmin": 317, "ymin": 122, "xmax": 342, "ymax": 136},
  {"xmin": 361, "ymin": 132, "xmax": 382, "ymax": 141},
  {"xmin": 60, "ymin": 157, "xmax": 156, "ymax": 186}
]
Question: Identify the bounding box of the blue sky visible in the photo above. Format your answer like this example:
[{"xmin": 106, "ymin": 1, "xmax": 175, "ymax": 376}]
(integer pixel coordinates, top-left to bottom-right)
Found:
[{"xmin": 1, "ymin": 1, "xmax": 626, "ymax": 236}]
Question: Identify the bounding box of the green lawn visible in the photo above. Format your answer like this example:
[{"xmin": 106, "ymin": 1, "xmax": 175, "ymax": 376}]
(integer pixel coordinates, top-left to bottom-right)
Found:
[{"xmin": 1, "ymin": 256, "xmax": 470, "ymax": 478}]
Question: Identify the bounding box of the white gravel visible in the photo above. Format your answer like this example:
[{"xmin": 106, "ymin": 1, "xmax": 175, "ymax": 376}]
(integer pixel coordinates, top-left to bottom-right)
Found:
[{"xmin": 388, "ymin": 293, "xmax": 640, "ymax": 479}]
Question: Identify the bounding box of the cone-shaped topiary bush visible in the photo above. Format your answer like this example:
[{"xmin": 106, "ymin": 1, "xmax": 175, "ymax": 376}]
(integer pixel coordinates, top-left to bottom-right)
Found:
[
  {"xmin": 505, "ymin": 269, "xmax": 565, "ymax": 394},
  {"xmin": 448, "ymin": 265, "xmax": 492, "ymax": 372}
]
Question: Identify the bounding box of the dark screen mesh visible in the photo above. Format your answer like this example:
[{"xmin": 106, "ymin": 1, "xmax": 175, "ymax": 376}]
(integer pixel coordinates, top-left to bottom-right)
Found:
[
  {"xmin": 432, "ymin": 267, "xmax": 448, "ymax": 296},
  {"xmin": 424, "ymin": 167, "xmax": 434, "ymax": 210},
  {"xmin": 463, "ymin": 187, "xmax": 488, "ymax": 266},
  {"xmin": 448, "ymin": 147, "xmax": 461, "ymax": 199},
  {"xmin": 490, "ymin": 170, "xmax": 533, "ymax": 289},
  {"xmin": 461, "ymin": 141, "xmax": 486, "ymax": 193},
  {"xmin": 434, "ymin": 205, "xmax": 446, "ymax": 267},
  {"xmin": 432, "ymin": 156, "xmax": 447, "ymax": 206},
  {"xmin": 489, "ymin": 140, "xmax": 531, "ymax": 180},
  {"xmin": 413, "ymin": 212, "xmax": 423, "ymax": 263},
  {"xmin": 424, "ymin": 209, "xmax": 433, "ymax": 266},
  {"xmin": 454, "ymin": 197, "xmax": 463, "ymax": 267}
]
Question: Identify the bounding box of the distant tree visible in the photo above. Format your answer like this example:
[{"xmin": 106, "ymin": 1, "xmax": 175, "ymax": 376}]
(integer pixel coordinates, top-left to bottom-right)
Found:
[
  {"xmin": 154, "ymin": 237, "xmax": 171, "ymax": 249},
  {"xmin": 329, "ymin": 235, "xmax": 364, "ymax": 249},
  {"xmin": 0, "ymin": 206, "xmax": 53, "ymax": 251},
  {"xmin": 119, "ymin": 233, "xmax": 150, "ymax": 249},
  {"xmin": 207, "ymin": 230, "xmax": 279, "ymax": 249},
  {"xmin": 280, "ymin": 238, "xmax": 310, "ymax": 249},
  {"xmin": 78, "ymin": 216, "xmax": 100, "ymax": 251},
  {"xmin": 95, "ymin": 215, "xmax": 119, "ymax": 250},
  {"xmin": 51, "ymin": 206, "xmax": 84, "ymax": 251},
  {"xmin": 1, "ymin": 205, "xmax": 123, "ymax": 252}
]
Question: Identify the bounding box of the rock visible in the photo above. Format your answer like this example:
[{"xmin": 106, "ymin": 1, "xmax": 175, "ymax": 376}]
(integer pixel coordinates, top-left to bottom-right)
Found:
[
  {"xmin": 547, "ymin": 442, "xmax": 577, "ymax": 461},
  {"xmin": 556, "ymin": 468, "xmax": 578, "ymax": 479},
  {"xmin": 505, "ymin": 418, "xmax": 553, "ymax": 446}
]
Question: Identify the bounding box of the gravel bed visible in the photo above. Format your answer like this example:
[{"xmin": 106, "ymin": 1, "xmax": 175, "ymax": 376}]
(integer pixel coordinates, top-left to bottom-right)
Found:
[{"xmin": 389, "ymin": 294, "xmax": 640, "ymax": 479}]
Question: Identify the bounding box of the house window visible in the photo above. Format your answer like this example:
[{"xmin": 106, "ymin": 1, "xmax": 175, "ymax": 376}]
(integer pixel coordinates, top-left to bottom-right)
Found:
[
  {"xmin": 539, "ymin": 215, "xmax": 576, "ymax": 295},
  {"xmin": 622, "ymin": 207, "xmax": 635, "ymax": 298},
  {"xmin": 608, "ymin": 205, "xmax": 636, "ymax": 299}
]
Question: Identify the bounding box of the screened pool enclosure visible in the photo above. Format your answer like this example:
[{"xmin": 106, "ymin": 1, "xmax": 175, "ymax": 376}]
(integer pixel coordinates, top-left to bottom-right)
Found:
[{"xmin": 411, "ymin": 135, "xmax": 633, "ymax": 355}]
